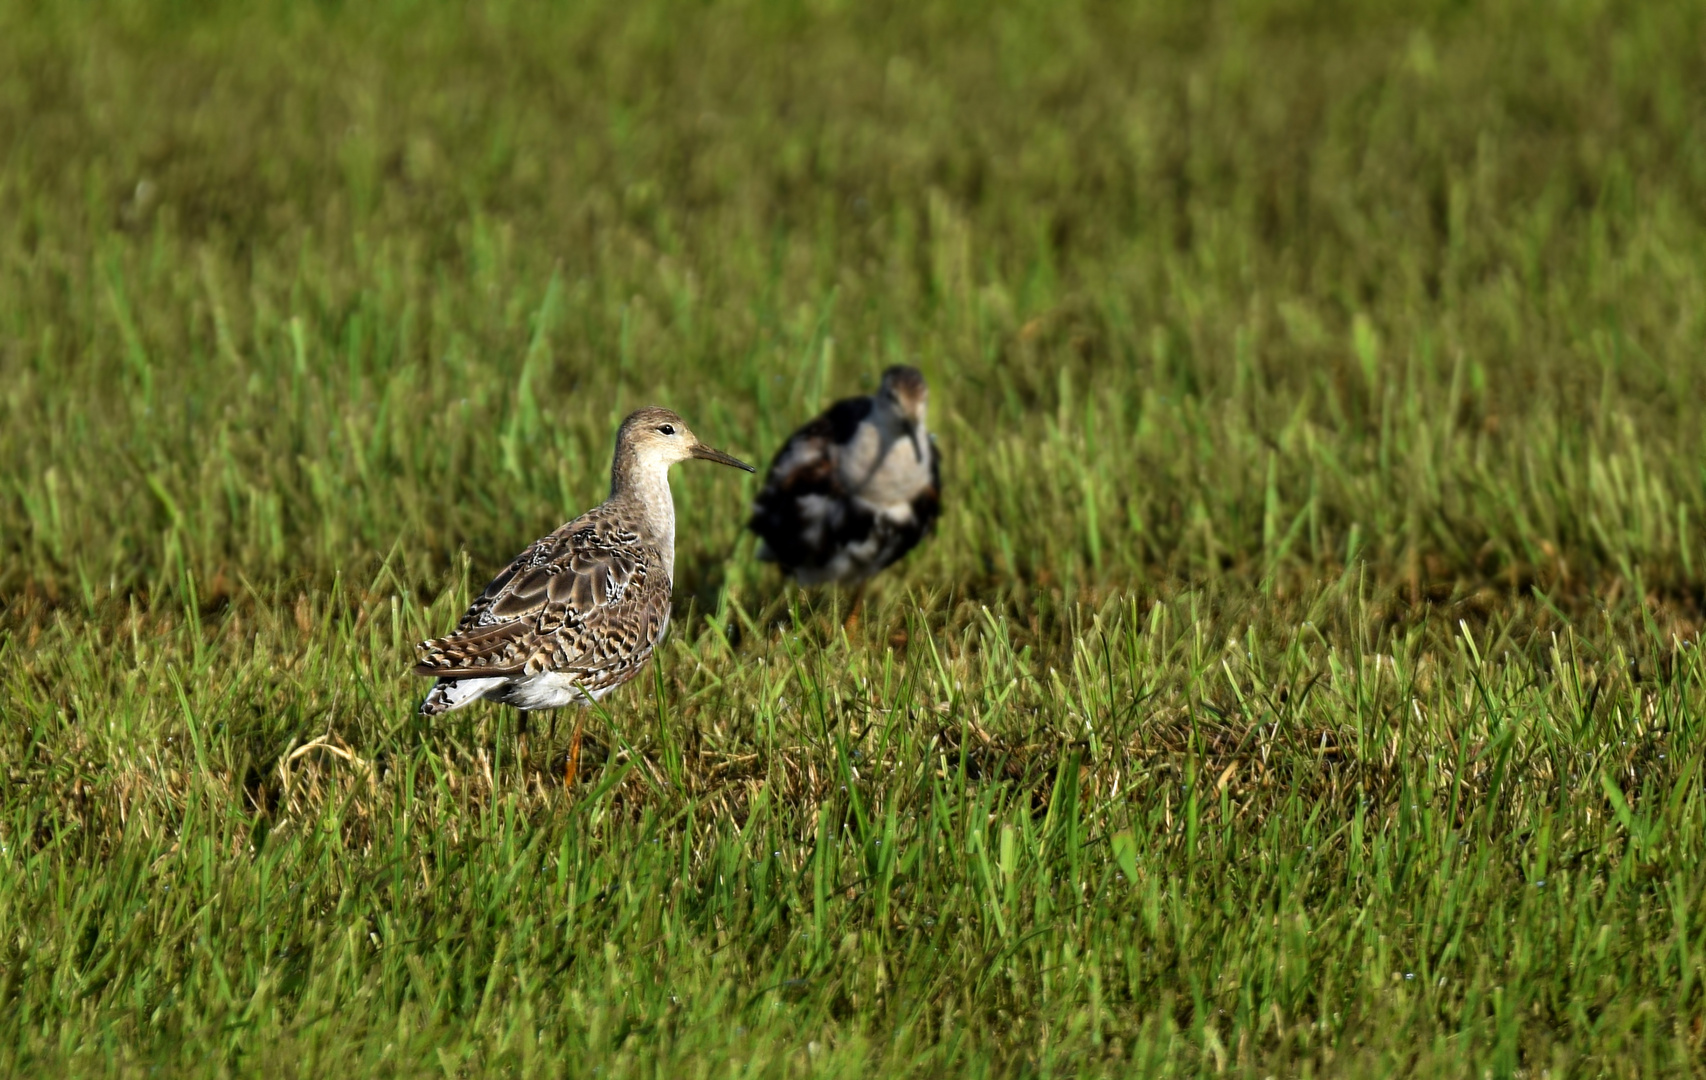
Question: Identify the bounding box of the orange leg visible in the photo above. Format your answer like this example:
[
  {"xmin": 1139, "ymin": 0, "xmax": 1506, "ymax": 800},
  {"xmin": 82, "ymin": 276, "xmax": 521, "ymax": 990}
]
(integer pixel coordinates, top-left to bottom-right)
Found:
[
  {"xmin": 842, "ymin": 581, "xmax": 869, "ymax": 634},
  {"xmin": 565, "ymin": 713, "xmax": 585, "ymax": 790}
]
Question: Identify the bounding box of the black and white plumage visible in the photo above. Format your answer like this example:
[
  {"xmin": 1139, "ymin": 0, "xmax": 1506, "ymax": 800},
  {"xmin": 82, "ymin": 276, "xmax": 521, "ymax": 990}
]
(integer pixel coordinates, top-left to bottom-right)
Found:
[
  {"xmin": 415, "ymin": 407, "xmax": 754, "ymax": 717},
  {"xmin": 749, "ymin": 365, "xmax": 941, "ymax": 586}
]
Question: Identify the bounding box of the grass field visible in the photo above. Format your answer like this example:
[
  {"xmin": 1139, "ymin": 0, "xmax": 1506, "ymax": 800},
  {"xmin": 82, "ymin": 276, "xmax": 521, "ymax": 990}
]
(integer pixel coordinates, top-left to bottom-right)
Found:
[{"xmin": 4, "ymin": 0, "xmax": 1706, "ymax": 1074}]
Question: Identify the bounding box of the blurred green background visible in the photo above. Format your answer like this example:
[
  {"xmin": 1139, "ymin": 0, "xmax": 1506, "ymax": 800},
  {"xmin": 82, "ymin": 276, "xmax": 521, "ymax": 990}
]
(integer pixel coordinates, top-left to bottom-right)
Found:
[
  {"xmin": 3, "ymin": 0, "xmax": 1706, "ymax": 1075},
  {"xmin": 5, "ymin": 0, "xmax": 1704, "ymax": 606}
]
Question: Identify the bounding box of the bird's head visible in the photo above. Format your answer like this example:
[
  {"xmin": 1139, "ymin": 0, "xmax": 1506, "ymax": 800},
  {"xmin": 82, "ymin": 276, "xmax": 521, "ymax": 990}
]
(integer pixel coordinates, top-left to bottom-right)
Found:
[
  {"xmin": 876, "ymin": 366, "xmax": 930, "ymax": 460},
  {"xmin": 615, "ymin": 407, "xmax": 755, "ymax": 479}
]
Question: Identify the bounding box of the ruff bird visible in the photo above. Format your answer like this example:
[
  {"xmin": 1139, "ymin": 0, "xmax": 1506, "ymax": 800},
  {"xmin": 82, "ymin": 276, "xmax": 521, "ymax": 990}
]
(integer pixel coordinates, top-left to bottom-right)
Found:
[
  {"xmin": 414, "ymin": 407, "xmax": 753, "ymax": 776},
  {"xmin": 749, "ymin": 365, "xmax": 940, "ymax": 586}
]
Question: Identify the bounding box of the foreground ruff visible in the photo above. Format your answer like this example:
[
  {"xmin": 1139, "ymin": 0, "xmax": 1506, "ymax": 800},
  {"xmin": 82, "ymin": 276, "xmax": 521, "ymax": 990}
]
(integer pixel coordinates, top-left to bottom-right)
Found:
[
  {"xmin": 749, "ymin": 365, "xmax": 941, "ymax": 586},
  {"xmin": 414, "ymin": 408, "xmax": 753, "ymax": 742}
]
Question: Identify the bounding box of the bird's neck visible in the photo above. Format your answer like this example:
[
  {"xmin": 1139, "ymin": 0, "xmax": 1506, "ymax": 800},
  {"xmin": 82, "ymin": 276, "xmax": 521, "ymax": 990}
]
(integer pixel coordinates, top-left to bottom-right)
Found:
[{"xmin": 609, "ymin": 459, "xmax": 677, "ymax": 580}]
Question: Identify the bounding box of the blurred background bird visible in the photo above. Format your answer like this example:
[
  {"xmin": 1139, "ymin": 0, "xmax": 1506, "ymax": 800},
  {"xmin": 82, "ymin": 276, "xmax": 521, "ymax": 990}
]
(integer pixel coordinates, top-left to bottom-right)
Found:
[{"xmin": 748, "ymin": 365, "xmax": 941, "ymax": 593}]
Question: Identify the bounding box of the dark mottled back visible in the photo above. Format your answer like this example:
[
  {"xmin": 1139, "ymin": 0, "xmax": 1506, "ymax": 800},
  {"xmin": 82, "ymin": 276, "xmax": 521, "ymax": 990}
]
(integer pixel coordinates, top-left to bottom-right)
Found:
[{"xmin": 748, "ymin": 375, "xmax": 940, "ymax": 585}]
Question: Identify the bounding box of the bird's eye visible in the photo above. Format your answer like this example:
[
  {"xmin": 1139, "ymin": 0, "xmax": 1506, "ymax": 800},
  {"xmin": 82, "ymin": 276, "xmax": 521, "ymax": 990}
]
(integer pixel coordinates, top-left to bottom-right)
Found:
[{"xmin": 658, "ymin": 424, "xmax": 676, "ymax": 436}]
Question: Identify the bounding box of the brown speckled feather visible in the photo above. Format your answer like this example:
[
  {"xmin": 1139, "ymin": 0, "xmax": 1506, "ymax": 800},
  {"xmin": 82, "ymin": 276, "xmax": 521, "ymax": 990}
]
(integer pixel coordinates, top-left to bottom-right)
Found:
[
  {"xmin": 414, "ymin": 498, "xmax": 672, "ymax": 694},
  {"xmin": 411, "ymin": 406, "xmax": 752, "ymax": 718}
]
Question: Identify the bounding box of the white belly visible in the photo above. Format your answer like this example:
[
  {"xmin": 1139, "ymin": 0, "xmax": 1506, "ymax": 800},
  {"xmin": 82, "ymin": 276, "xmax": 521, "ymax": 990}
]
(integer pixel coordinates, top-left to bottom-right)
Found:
[
  {"xmin": 840, "ymin": 425, "xmax": 933, "ymax": 506},
  {"xmin": 499, "ymin": 673, "xmax": 619, "ymax": 710}
]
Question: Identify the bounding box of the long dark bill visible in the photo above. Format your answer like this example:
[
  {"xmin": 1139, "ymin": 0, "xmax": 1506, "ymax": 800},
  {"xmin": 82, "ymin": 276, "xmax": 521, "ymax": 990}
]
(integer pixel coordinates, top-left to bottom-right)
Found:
[{"xmin": 690, "ymin": 443, "xmax": 757, "ymax": 472}]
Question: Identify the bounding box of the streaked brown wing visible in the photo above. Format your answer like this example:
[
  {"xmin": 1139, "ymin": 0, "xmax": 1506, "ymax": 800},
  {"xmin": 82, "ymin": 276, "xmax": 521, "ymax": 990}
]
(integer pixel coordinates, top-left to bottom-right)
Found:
[
  {"xmin": 414, "ymin": 522, "xmax": 659, "ymax": 679},
  {"xmin": 412, "ymin": 617, "xmax": 538, "ymax": 677},
  {"xmin": 552, "ymin": 563, "xmax": 673, "ymax": 688}
]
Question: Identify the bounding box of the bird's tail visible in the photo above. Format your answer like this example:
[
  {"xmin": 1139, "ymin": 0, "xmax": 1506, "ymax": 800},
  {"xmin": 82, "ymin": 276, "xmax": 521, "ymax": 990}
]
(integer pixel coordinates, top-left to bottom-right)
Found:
[{"xmin": 418, "ymin": 676, "xmax": 506, "ymax": 717}]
